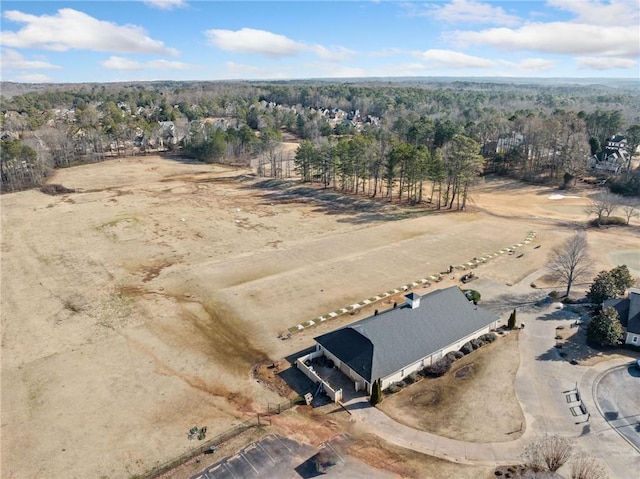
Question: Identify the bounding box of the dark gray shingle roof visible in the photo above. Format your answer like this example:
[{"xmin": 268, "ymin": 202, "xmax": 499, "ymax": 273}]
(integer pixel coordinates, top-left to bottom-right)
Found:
[
  {"xmin": 315, "ymin": 286, "xmax": 498, "ymax": 382},
  {"xmin": 603, "ymin": 298, "xmax": 630, "ymax": 328},
  {"xmin": 628, "ymin": 292, "xmax": 640, "ymax": 334}
]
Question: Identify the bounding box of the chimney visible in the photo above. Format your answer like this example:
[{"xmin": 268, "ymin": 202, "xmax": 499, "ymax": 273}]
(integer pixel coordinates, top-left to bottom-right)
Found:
[{"xmin": 405, "ymin": 293, "xmax": 421, "ymax": 309}]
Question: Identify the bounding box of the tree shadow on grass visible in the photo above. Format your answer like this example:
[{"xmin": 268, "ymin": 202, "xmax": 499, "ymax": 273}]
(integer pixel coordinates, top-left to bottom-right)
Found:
[
  {"xmin": 244, "ymin": 179, "xmax": 424, "ymax": 225},
  {"xmin": 481, "ymin": 291, "xmax": 549, "ymax": 316}
]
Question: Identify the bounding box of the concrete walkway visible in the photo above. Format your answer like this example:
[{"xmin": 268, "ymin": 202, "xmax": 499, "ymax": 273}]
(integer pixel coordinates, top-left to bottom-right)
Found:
[{"xmin": 344, "ymin": 272, "xmax": 640, "ymax": 476}]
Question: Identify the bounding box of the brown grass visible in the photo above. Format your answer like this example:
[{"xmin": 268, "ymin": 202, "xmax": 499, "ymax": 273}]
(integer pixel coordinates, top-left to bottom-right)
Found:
[
  {"xmin": 346, "ymin": 432, "xmax": 495, "ymax": 479},
  {"xmin": 378, "ymin": 332, "xmax": 524, "ymax": 442}
]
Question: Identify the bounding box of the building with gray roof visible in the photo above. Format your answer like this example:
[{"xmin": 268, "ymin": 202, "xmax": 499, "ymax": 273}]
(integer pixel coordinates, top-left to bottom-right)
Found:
[
  {"xmin": 314, "ymin": 286, "xmax": 499, "ymax": 395},
  {"xmin": 603, "ymin": 288, "xmax": 640, "ymax": 346}
]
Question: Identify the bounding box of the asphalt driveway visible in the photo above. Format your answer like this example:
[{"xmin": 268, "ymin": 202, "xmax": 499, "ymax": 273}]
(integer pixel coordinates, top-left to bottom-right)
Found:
[{"xmin": 594, "ymin": 363, "xmax": 640, "ymax": 453}]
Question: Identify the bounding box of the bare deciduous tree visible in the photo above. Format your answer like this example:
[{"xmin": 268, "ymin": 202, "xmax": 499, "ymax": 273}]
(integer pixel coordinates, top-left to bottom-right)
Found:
[
  {"xmin": 584, "ymin": 192, "xmax": 619, "ymax": 225},
  {"xmin": 571, "ymin": 454, "xmax": 609, "ymax": 479},
  {"xmin": 548, "ymin": 233, "xmax": 590, "ymax": 297},
  {"xmin": 619, "ymin": 198, "xmax": 640, "ymax": 225},
  {"xmin": 523, "ymin": 434, "xmax": 573, "ymax": 472}
]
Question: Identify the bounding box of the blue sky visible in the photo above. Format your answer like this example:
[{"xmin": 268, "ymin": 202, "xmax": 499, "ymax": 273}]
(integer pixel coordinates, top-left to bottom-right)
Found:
[{"xmin": 1, "ymin": 0, "xmax": 638, "ymax": 83}]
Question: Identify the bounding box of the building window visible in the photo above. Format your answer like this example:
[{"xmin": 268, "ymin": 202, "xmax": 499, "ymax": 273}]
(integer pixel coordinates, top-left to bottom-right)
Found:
[
  {"xmin": 401, "ymin": 369, "xmax": 405, "ymax": 377},
  {"xmin": 633, "ymin": 336, "xmax": 639, "ymax": 344}
]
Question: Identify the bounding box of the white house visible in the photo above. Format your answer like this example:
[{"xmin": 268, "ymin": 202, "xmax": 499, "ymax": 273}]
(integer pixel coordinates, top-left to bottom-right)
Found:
[
  {"xmin": 313, "ymin": 287, "xmax": 499, "ymax": 395},
  {"xmin": 589, "ymin": 134, "xmax": 630, "ymax": 174}
]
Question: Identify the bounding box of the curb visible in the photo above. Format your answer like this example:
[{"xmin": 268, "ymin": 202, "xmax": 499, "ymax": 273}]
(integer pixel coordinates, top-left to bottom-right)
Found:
[
  {"xmin": 288, "ymin": 231, "xmax": 537, "ymax": 333},
  {"xmin": 591, "ymin": 361, "xmax": 640, "ymax": 454}
]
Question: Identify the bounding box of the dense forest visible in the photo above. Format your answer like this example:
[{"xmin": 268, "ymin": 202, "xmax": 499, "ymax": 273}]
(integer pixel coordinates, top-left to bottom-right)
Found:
[{"xmin": 1, "ymin": 79, "xmax": 639, "ymax": 202}]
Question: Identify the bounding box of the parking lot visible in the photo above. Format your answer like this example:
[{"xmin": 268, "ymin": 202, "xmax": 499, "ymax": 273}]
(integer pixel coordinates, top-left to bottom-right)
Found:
[{"xmin": 190, "ymin": 433, "xmax": 395, "ymax": 479}]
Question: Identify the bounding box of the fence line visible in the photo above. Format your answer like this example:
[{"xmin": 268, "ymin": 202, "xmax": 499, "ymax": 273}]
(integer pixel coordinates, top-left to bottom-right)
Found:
[{"xmin": 142, "ymin": 396, "xmax": 307, "ymax": 479}]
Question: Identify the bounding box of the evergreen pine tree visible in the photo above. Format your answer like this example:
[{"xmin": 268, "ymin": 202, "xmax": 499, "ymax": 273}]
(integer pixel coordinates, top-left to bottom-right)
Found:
[
  {"xmin": 508, "ymin": 309, "xmax": 517, "ymax": 329},
  {"xmin": 369, "ymin": 379, "xmax": 382, "ymax": 406}
]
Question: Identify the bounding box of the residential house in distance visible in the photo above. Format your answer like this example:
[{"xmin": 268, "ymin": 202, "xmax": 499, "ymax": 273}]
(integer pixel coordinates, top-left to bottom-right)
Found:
[
  {"xmin": 603, "ymin": 288, "xmax": 640, "ymax": 346},
  {"xmin": 311, "ymin": 287, "xmax": 499, "ymax": 395},
  {"xmin": 589, "ymin": 134, "xmax": 630, "ymax": 174}
]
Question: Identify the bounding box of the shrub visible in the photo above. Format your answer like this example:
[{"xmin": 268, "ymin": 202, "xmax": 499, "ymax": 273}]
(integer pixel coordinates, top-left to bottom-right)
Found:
[
  {"xmin": 404, "ymin": 372, "xmax": 418, "ymax": 384},
  {"xmin": 479, "ymin": 333, "xmax": 497, "ymax": 343},
  {"xmin": 462, "ymin": 289, "xmax": 481, "ymax": 304},
  {"xmin": 451, "ymin": 350, "xmax": 465, "ymax": 359},
  {"xmin": 590, "ymin": 216, "xmax": 626, "ymax": 226},
  {"xmin": 549, "ymin": 290, "xmax": 561, "ymax": 300},
  {"xmin": 386, "ymin": 382, "xmax": 404, "ymax": 394},
  {"xmin": 370, "ymin": 379, "xmax": 382, "ymax": 406},
  {"xmin": 423, "ymin": 357, "xmax": 452, "ymax": 377},
  {"xmin": 471, "ymin": 338, "xmax": 485, "ymax": 349},
  {"xmin": 460, "ymin": 342, "xmax": 474, "ymax": 355},
  {"xmin": 445, "ymin": 350, "xmax": 465, "ymax": 361}
]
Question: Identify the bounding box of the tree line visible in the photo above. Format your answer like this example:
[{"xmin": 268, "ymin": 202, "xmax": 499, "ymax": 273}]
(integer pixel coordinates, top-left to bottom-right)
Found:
[{"xmin": 1, "ymin": 79, "xmax": 639, "ymax": 193}]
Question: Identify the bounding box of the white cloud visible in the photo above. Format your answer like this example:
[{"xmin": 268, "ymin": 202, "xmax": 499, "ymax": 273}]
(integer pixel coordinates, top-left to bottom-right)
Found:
[
  {"xmin": 206, "ymin": 28, "xmax": 302, "ymax": 57},
  {"xmin": 312, "ymin": 45, "xmax": 355, "ymax": 62},
  {"xmin": 513, "ymin": 58, "xmax": 556, "ymax": 72},
  {"xmin": 413, "ymin": 49, "xmax": 497, "ymax": 68},
  {"xmin": 143, "ymin": 0, "xmax": 188, "ymax": 10},
  {"xmin": 225, "ymin": 61, "xmax": 261, "ymax": 73},
  {"xmin": 430, "ymin": 0, "xmax": 520, "ymax": 26},
  {"xmin": 221, "ymin": 61, "xmax": 293, "ymax": 80},
  {"xmin": 301, "ymin": 62, "xmax": 366, "ymax": 78},
  {"xmin": 1, "ymin": 8, "xmax": 179, "ymax": 55},
  {"xmin": 101, "ymin": 56, "xmax": 192, "ymax": 70},
  {"xmin": 1, "ymin": 48, "xmax": 61, "ymax": 69},
  {"xmin": 15, "ymin": 73, "xmax": 52, "ymax": 83},
  {"xmin": 453, "ymin": 22, "xmax": 639, "ymax": 57},
  {"xmin": 411, "ymin": 49, "xmax": 556, "ymax": 73},
  {"xmin": 205, "ymin": 27, "xmax": 354, "ymax": 61},
  {"xmin": 576, "ymin": 56, "xmax": 638, "ymax": 70},
  {"xmin": 547, "ymin": 0, "xmax": 639, "ymax": 27}
]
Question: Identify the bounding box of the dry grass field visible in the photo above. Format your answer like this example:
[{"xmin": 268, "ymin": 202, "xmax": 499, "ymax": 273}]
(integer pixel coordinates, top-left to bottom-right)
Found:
[
  {"xmin": 1, "ymin": 154, "xmax": 638, "ymax": 478},
  {"xmin": 378, "ymin": 332, "xmax": 524, "ymax": 443}
]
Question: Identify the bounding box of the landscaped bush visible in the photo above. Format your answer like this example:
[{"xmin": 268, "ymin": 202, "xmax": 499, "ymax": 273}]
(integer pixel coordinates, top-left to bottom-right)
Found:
[
  {"xmin": 460, "ymin": 342, "xmax": 474, "ymax": 355},
  {"xmin": 451, "ymin": 350, "xmax": 465, "ymax": 360},
  {"xmin": 445, "ymin": 351, "xmax": 458, "ymax": 362},
  {"xmin": 462, "ymin": 289, "xmax": 481, "ymax": 304},
  {"xmin": 422, "ymin": 357, "xmax": 452, "ymax": 377},
  {"xmin": 403, "ymin": 372, "xmax": 418, "ymax": 385},
  {"xmin": 548, "ymin": 290, "xmax": 561, "ymax": 300},
  {"xmin": 471, "ymin": 338, "xmax": 485, "ymax": 349},
  {"xmin": 590, "ymin": 216, "xmax": 627, "ymax": 226},
  {"xmin": 386, "ymin": 382, "xmax": 404, "ymax": 394},
  {"xmin": 479, "ymin": 333, "xmax": 497, "ymax": 343}
]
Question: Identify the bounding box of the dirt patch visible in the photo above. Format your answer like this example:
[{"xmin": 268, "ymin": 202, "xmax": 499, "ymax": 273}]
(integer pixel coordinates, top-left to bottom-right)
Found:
[
  {"xmin": 346, "ymin": 432, "xmax": 493, "ymax": 479},
  {"xmin": 39, "ymin": 183, "xmax": 76, "ymax": 195},
  {"xmin": 252, "ymin": 361, "xmax": 298, "ymax": 399},
  {"xmin": 454, "ymin": 364, "xmax": 474, "ymax": 379},
  {"xmin": 378, "ymin": 333, "xmax": 524, "ymax": 443}
]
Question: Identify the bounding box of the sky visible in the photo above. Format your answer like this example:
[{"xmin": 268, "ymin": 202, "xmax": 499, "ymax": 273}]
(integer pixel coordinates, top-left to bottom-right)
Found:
[{"xmin": 0, "ymin": 0, "xmax": 639, "ymax": 83}]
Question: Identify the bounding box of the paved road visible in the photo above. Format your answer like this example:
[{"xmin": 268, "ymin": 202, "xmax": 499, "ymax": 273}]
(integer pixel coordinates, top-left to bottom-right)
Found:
[
  {"xmin": 594, "ymin": 364, "xmax": 640, "ymax": 453},
  {"xmin": 346, "ymin": 270, "xmax": 640, "ymax": 477}
]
